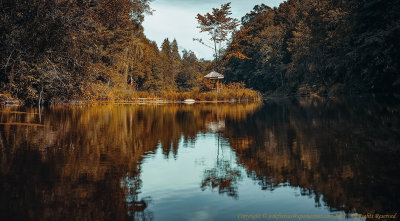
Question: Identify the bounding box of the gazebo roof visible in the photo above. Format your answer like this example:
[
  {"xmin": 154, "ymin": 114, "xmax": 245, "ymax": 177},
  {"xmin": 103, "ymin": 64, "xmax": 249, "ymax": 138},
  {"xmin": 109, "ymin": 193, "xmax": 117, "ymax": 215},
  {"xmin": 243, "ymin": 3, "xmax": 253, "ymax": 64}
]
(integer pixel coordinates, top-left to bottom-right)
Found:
[{"xmin": 204, "ymin": 71, "xmax": 224, "ymax": 79}]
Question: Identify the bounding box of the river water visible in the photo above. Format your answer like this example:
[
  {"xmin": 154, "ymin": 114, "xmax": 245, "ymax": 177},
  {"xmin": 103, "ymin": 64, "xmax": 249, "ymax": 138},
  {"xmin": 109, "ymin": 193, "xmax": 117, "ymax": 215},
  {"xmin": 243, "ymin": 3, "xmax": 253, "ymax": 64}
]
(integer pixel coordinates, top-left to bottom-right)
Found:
[{"xmin": 0, "ymin": 97, "xmax": 399, "ymax": 221}]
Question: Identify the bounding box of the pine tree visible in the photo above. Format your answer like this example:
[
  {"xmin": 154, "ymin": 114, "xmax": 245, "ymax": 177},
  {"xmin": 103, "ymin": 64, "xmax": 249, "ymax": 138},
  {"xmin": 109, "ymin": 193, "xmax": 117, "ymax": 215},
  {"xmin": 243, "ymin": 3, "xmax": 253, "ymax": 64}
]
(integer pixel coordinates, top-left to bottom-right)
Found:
[
  {"xmin": 161, "ymin": 38, "xmax": 176, "ymax": 90},
  {"xmin": 171, "ymin": 39, "xmax": 181, "ymax": 61}
]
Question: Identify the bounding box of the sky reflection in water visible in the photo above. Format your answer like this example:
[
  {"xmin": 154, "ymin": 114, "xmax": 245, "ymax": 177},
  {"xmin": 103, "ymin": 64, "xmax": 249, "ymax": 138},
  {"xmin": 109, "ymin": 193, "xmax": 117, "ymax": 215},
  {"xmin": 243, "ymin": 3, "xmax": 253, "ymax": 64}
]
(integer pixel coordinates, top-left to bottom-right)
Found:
[{"xmin": 1, "ymin": 97, "xmax": 399, "ymax": 220}]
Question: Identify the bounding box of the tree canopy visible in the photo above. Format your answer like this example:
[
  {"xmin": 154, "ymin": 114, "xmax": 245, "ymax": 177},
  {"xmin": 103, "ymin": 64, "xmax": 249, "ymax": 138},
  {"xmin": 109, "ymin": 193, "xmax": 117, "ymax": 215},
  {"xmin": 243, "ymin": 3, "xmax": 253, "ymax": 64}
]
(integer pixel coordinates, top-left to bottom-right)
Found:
[
  {"xmin": 222, "ymin": 0, "xmax": 400, "ymax": 95},
  {"xmin": 0, "ymin": 0, "xmax": 210, "ymax": 103},
  {"xmin": 1, "ymin": 0, "xmax": 398, "ymax": 104}
]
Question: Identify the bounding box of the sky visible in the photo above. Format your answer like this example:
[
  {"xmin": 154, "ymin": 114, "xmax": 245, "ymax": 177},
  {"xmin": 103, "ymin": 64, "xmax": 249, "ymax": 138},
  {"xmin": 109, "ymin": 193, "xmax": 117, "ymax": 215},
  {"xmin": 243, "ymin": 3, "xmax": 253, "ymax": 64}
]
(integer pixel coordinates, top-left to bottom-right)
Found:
[{"xmin": 142, "ymin": 0, "xmax": 285, "ymax": 60}]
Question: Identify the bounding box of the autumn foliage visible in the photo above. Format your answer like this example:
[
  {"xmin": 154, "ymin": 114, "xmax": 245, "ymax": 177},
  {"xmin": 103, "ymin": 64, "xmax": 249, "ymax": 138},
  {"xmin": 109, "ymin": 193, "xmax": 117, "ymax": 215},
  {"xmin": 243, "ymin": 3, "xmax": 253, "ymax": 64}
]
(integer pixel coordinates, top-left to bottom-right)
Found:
[
  {"xmin": 222, "ymin": 0, "xmax": 400, "ymax": 95},
  {"xmin": 2, "ymin": 0, "xmax": 394, "ymax": 103}
]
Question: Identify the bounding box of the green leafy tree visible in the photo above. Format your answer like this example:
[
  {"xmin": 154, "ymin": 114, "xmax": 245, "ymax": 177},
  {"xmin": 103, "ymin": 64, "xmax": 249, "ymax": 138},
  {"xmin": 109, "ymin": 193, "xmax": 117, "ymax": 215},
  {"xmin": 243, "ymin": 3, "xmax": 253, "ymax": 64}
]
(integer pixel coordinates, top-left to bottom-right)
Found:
[{"xmin": 176, "ymin": 50, "xmax": 200, "ymax": 92}]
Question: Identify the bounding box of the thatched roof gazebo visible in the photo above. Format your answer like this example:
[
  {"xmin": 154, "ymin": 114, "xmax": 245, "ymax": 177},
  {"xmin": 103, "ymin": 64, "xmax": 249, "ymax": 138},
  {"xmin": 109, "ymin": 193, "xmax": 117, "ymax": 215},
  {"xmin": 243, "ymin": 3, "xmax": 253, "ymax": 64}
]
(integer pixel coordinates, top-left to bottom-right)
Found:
[
  {"xmin": 204, "ymin": 71, "xmax": 224, "ymax": 80},
  {"xmin": 204, "ymin": 71, "xmax": 224, "ymax": 93}
]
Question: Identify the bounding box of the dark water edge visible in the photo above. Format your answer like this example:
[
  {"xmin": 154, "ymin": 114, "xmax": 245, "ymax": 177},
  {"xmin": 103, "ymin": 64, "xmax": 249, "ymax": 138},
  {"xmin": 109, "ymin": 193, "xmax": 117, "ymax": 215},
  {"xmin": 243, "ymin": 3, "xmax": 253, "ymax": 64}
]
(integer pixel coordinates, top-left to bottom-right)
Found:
[{"xmin": 0, "ymin": 96, "xmax": 399, "ymax": 220}]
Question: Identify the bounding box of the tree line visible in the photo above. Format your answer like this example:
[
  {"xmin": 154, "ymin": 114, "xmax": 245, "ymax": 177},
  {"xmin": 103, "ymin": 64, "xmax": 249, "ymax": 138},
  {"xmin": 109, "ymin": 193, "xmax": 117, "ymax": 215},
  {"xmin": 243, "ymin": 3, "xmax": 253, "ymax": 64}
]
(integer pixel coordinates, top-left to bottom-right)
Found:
[
  {"xmin": 2, "ymin": 0, "xmax": 398, "ymax": 104},
  {"xmin": 221, "ymin": 0, "xmax": 399, "ymax": 96},
  {"xmin": 0, "ymin": 0, "xmax": 209, "ymax": 104}
]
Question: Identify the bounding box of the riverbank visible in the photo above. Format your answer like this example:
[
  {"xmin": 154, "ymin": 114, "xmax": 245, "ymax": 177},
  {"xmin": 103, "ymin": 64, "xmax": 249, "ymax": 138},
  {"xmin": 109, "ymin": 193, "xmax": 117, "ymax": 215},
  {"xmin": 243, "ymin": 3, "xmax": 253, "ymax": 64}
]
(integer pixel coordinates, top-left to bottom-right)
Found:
[
  {"xmin": 1, "ymin": 87, "xmax": 262, "ymax": 105},
  {"xmin": 53, "ymin": 88, "xmax": 262, "ymax": 105},
  {"xmin": 0, "ymin": 94, "xmax": 20, "ymax": 105}
]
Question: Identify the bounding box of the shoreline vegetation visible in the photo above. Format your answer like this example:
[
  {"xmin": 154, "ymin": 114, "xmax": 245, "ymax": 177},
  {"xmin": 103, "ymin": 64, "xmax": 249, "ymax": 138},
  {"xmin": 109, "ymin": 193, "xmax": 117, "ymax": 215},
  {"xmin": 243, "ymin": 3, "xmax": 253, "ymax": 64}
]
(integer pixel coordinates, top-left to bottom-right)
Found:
[
  {"xmin": 0, "ymin": 1, "xmax": 261, "ymax": 106},
  {"xmin": 55, "ymin": 88, "xmax": 262, "ymax": 105},
  {"xmin": 0, "ymin": 84, "xmax": 262, "ymax": 105},
  {"xmin": 1, "ymin": 1, "xmax": 398, "ymax": 106}
]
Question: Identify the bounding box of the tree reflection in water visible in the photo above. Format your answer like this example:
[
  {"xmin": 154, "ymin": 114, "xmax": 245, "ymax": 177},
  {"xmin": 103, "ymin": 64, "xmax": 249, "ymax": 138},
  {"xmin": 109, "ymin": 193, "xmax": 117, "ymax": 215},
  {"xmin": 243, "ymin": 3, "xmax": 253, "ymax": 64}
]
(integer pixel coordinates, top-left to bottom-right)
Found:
[
  {"xmin": 200, "ymin": 135, "xmax": 242, "ymax": 199},
  {"xmin": 121, "ymin": 174, "xmax": 153, "ymax": 220},
  {"xmin": 222, "ymin": 96, "xmax": 400, "ymax": 215},
  {"xmin": 0, "ymin": 98, "xmax": 399, "ymax": 220},
  {"xmin": 0, "ymin": 103, "xmax": 260, "ymax": 220}
]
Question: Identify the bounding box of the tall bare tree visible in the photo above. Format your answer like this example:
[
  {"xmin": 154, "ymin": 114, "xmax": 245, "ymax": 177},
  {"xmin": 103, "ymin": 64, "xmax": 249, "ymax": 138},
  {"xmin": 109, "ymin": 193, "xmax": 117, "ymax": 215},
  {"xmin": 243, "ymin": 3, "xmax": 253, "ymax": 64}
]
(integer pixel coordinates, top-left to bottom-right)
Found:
[{"xmin": 195, "ymin": 3, "xmax": 239, "ymax": 63}]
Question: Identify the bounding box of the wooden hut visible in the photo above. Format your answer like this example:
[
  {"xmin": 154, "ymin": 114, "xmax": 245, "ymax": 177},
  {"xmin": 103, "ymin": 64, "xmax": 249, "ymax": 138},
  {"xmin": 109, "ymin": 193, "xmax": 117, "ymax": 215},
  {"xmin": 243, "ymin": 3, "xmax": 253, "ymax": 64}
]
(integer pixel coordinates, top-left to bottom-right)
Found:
[{"xmin": 204, "ymin": 71, "xmax": 224, "ymax": 93}]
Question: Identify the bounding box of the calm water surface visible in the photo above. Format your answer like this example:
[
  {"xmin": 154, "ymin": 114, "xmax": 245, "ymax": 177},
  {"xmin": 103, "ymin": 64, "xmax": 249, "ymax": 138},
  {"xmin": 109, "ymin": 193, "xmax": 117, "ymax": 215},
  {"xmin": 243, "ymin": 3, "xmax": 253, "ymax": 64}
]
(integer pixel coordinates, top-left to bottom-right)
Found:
[{"xmin": 1, "ymin": 97, "xmax": 399, "ymax": 221}]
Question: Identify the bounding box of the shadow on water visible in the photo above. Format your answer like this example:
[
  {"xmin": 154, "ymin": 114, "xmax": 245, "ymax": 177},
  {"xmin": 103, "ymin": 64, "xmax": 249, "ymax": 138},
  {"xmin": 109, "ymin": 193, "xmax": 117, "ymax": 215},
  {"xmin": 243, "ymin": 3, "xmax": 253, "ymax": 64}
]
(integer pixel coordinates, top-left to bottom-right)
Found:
[{"xmin": 0, "ymin": 97, "xmax": 399, "ymax": 220}]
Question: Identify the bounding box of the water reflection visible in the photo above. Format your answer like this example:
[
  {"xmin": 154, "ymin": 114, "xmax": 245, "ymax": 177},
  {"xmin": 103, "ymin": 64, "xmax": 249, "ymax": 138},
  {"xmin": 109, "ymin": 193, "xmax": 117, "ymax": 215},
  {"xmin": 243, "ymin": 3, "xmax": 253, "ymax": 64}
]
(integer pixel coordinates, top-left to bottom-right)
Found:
[
  {"xmin": 222, "ymin": 97, "xmax": 400, "ymax": 215},
  {"xmin": 0, "ymin": 98, "xmax": 399, "ymax": 220},
  {"xmin": 200, "ymin": 137, "xmax": 242, "ymax": 199},
  {"xmin": 0, "ymin": 103, "xmax": 260, "ymax": 220}
]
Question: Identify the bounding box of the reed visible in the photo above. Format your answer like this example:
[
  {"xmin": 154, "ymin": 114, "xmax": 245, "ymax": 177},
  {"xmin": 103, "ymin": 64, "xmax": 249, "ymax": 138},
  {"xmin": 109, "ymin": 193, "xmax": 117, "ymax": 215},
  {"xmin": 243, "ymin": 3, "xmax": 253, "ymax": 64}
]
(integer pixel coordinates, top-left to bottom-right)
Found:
[{"xmin": 54, "ymin": 83, "xmax": 262, "ymax": 103}]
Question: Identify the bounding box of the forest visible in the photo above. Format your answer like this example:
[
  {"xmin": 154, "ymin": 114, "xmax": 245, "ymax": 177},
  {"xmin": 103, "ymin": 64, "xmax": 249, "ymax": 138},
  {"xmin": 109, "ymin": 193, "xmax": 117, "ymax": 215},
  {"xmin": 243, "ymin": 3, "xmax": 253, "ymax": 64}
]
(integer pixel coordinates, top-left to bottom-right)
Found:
[
  {"xmin": 1, "ymin": 0, "xmax": 399, "ymax": 104},
  {"xmin": 223, "ymin": 0, "xmax": 400, "ymax": 95},
  {"xmin": 0, "ymin": 0, "xmax": 217, "ymax": 104}
]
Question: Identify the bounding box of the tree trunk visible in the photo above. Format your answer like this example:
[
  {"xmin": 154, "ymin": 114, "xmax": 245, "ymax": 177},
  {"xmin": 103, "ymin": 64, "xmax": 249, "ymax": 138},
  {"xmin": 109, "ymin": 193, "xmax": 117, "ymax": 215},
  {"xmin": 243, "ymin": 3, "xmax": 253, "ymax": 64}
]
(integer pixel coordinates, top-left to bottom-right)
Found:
[{"xmin": 213, "ymin": 38, "xmax": 218, "ymax": 64}]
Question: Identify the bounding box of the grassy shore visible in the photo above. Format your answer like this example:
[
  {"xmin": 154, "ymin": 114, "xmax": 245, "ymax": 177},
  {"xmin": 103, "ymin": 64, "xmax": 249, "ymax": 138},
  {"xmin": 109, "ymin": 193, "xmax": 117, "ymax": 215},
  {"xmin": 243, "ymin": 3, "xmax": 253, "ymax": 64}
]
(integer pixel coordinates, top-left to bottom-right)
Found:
[
  {"xmin": 64, "ymin": 82, "xmax": 262, "ymax": 104},
  {"xmin": 88, "ymin": 87, "xmax": 262, "ymax": 104},
  {"xmin": 2, "ymin": 84, "xmax": 262, "ymax": 105}
]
